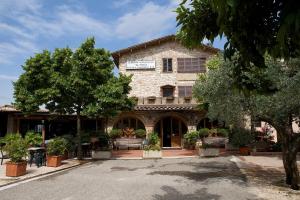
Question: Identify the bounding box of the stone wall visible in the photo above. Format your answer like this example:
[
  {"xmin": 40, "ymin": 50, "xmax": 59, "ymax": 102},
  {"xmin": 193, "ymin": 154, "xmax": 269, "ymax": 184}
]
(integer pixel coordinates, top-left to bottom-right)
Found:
[{"xmin": 118, "ymin": 41, "xmax": 214, "ymax": 97}]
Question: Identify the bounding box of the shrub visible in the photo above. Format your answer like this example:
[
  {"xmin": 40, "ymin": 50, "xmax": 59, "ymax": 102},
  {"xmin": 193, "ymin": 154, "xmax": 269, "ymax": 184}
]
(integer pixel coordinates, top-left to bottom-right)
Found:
[
  {"xmin": 135, "ymin": 129, "xmax": 146, "ymax": 138},
  {"xmin": 47, "ymin": 137, "xmax": 67, "ymax": 156},
  {"xmin": 184, "ymin": 131, "xmax": 199, "ymax": 146},
  {"xmin": 217, "ymin": 128, "xmax": 229, "ymax": 137},
  {"xmin": 98, "ymin": 133, "xmax": 111, "ymax": 150},
  {"xmin": 3, "ymin": 133, "xmax": 27, "ymax": 163},
  {"xmin": 25, "ymin": 131, "xmax": 43, "ymax": 147},
  {"xmin": 108, "ymin": 129, "xmax": 122, "ymax": 139},
  {"xmin": 61, "ymin": 134, "xmax": 76, "ymax": 152},
  {"xmin": 144, "ymin": 132, "xmax": 160, "ymax": 151},
  {"xmin": 230, "ymin": 128, "xmax": 254, "ymax": 147},
  {"xmin": 198, "ymin": 128, "xmax": 209, "ymax": 138}
]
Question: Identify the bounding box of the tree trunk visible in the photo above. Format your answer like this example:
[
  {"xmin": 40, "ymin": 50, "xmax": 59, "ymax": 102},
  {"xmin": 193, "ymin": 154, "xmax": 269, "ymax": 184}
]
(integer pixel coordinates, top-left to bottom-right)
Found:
[
  {"xmin": 76, "ymin": 112, "xmax": 83, "ymax": 160},
  {"xmin": 281, "ymin": 131, "xmax": 299, "ymax": 190}
]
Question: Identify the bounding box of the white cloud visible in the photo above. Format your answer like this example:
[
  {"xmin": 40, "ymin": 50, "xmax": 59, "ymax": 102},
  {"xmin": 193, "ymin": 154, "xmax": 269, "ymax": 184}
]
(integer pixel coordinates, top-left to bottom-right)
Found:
[
  {"xmin": 115, "ymin": 2, "xmax": 177, "ymax": 41},
  {"xmin": 0, "ymin": 74, "xmax": 18, "ymax": 81},
  {"xmin": 0, "ymin": 0, "xmax": 41, "ymax": 16}
]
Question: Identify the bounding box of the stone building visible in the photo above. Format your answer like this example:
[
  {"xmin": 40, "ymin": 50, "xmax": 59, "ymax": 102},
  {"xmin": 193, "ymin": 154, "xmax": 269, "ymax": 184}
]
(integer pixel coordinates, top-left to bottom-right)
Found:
[{"xmin": 109, "ymin": 35, "xmax": 219, "ymax": 148}]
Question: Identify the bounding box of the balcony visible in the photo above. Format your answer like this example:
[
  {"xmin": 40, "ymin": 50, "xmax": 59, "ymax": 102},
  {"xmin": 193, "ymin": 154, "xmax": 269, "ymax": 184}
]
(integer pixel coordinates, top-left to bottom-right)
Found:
[{"xmin": 134, "ymin": 96, "xmax": 198, "ymax": 105}]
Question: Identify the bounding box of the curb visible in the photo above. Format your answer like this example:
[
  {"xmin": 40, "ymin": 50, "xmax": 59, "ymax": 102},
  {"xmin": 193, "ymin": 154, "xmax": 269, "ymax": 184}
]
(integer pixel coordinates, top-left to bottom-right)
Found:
[{"xmin": 0, "ymin": 161, "xmax": 89, "ymax": 189}]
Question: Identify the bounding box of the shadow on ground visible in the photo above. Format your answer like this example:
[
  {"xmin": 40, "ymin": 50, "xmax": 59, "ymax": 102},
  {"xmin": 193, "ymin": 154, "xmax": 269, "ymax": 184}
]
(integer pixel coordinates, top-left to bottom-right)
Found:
[{"xmin": 153, "ymin": 186, "xmax": 221, "ymax": 200}]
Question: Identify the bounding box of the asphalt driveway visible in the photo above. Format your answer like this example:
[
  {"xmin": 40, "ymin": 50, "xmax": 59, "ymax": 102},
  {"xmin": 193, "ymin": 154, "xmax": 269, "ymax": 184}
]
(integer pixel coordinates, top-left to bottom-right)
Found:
[{"xmin": 0, "ymin": 157, "xmax": 297, "ymax": 200}]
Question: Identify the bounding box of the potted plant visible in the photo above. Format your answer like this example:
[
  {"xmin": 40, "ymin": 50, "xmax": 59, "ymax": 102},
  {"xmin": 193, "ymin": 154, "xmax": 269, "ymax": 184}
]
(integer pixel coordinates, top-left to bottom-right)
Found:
[
  {"xmin": 134, "ymin": 129, "xmax": 146, "ymax": 138},
  {"xmin": 3, "ymin": 133, "xmax": 28, "ymax": 177},
  {"xmin": 183, "ymin": 131, "xmax": 199, "ymax": 149},
  {"xmin": 143, "ymin": 132, "xmax": 162, "ymax": 158},
  {"xmin": 25, "ymin": 131, "xmax": 43, "ymax": 147},
  {"xmin": 199, "ymin": 143, "xmax": 220, "ymax": 157},
  {"xmin": 46, "ymin": 137, "xmax": 67, "ymax": 167},
  {"xmin": 217, "ymin": 128, "xmax": 229, "ymax": 137},
  {"xmin": 230, "ymin": 128, "xmax": 254, "ymax": 155},
  {"xmin": 61, "ymin": 134, "xmax": 76, "ymax": 159},
  {"xmin": 91, "ymin": 133, "xmax": 112, "ymax": 159}
]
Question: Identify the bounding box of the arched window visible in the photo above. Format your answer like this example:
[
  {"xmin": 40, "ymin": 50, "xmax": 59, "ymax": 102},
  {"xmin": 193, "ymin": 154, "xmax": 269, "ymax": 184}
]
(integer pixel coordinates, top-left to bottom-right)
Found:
[{"xmin": 114, "ymin": 117, "xmax": 145, "ymax": 130}]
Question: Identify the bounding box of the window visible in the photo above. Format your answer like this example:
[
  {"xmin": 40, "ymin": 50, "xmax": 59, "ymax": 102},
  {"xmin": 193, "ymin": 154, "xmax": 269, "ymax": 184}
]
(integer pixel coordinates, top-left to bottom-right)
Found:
[
  {"xmin": 177, "ymin": 57, "xmax": 206, "ymax": 73},
  {"xmin": 161, "ymin": 86, "xmax": 174, "ymax": 97},
  {"xmin": 163, "ymin": 58, "xmax": 172, "ymax": 72},
  {"xmin": 178, "ymin": 86, "xmax": 193, "ymax": 97}
]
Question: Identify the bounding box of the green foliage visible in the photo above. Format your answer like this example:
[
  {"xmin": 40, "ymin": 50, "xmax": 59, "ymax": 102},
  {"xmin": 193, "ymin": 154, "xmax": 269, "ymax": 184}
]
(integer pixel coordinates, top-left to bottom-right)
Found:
[
  {"xmin": 183, "ymin": 131, "xmax": 199, "ymax": 146},
  {"xmin": 98, "ymin": 133, "xmax": 111, "ymax": 150},
  {"xmin": 144, "ymin": 132, "xmax": 161, "ymax": 151},
  {"xmin": 108, "ymin": 129, "xmax": 122, "ymax": 139},
  {"xmin": 61, "ymin": 134, "xmax": 76, "ymax": 152},
  {"xmin": 135, "ymin": 129, "xmax": 146, "ymax": 138},
  {"xmin": 176, "ymin": 0, "xmax": 300, "ymax": 66},
  {"xmin": 230, "ymin": 128, "xmax": 254, "ymax": 148},
  {"xmin": 148, "ymin": 132, "xmax": 159, "ymax": 146},
  {"xmin": 176, "ymin": 0, "xmax": 300, "ymax": 92},
  {"xmin": 46, "ymin": 137, "xmax": 67, "ymax": 156},
  {"xmin": 3, "ymin": 134, "xmax": 27, "ymax": 163},
  {"xmin": 198, "ymin": 128, "xmax": 209, "ymax": 138},
  {"xmin": 13, "ymin": 38, "xmax": 121, "ymax": 159},
  {"xmin": 25, "ymin": 131, "xmax": 43, "ymax": 147},
  {"xmin": 217, "ymin": 128, "xmax": 229, "ymax": 137}
]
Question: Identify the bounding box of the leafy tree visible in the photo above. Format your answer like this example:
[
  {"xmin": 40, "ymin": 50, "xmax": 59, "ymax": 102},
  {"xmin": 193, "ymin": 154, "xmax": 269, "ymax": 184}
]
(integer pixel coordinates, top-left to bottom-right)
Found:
[
  {"xmin": 14, "ymin": 38, "xmax": 116, "ymax": 159},
  {"xmin": 176, "ymin": 0, "xmax": 300, "ymax": 91},
  {"xmin": 176, "ymin": 0, "xmax": 300, "ymax": 66},
  {"xmin": 84, "ymin": 74, "xmax": 135, "ymax": 133},
  {"xmin": 194, "ymin": 54, "xmax": 300, "ymax": 190}
]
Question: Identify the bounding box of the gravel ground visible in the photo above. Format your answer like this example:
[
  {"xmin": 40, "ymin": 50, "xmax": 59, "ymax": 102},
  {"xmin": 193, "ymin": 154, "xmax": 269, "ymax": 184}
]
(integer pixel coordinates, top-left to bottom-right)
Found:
[{"xmin": 0, "ymin": 156, "xmax": 299, "ymax": 200}]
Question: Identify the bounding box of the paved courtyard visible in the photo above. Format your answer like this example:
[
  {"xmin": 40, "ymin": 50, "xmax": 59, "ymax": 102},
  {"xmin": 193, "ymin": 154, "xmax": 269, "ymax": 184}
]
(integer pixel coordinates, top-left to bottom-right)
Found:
[{"xmin": 0, "ymin": 156, "xmax": 299, "ymax": 200}]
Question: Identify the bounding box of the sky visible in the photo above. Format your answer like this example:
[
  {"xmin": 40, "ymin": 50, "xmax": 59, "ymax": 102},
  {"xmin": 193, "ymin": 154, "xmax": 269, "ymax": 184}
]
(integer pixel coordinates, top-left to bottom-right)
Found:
[{"xmin": 0, "ymin": 0, "xmax": 226, "ymax": 105}]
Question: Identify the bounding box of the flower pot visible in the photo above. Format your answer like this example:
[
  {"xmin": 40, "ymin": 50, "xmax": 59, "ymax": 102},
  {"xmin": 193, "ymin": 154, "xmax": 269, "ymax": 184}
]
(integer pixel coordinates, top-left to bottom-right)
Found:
[
  {"xmin": 6, "ymin": 161, "xmax": 27, "ymax": 177},
  {"xmin": 199, "ymin": 148, "xmax": 219, "ymax": 157},
  {"xmin": 91, "ymin": 150, "xmax": 112, "ymax": 159},
  {"xmin": 47, "ymin": 155, "xmax": 62, "ymax": 167},
  {"xmin": 143, "ymin": 150, "xmax": 162, "ymax": 159},
  {"xmin": 239, "ymin": 147, "xmax": 250, "ymax": 155}
]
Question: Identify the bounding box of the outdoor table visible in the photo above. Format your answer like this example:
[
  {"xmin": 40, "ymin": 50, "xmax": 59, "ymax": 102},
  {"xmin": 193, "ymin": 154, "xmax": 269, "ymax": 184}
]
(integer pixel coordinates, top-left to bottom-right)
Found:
[{"xmin": 28, "ymin": 147, "xmax": 46, "ymax": 167}]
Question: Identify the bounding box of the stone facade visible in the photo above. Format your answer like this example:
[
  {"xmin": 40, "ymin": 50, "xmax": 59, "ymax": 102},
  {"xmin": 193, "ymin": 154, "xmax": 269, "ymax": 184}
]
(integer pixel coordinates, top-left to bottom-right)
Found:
[
  {"xmin": 110, "ymin": 35, "xmax": 218, "ymax": 148},
  {"xmin": 118, "ymin": 40, "xmax": 214, "ymax": 97}
]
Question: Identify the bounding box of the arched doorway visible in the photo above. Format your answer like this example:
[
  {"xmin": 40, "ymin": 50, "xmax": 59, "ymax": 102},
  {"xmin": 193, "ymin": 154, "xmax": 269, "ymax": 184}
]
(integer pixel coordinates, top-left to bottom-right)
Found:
[{"xmin": 154, "ymin": 116, "xmax": 187, "ymax": 148}]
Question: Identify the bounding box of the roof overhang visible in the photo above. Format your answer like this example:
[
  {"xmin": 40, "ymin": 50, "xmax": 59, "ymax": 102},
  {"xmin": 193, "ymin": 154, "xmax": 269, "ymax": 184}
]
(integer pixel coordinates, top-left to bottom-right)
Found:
[{"xmin": 111, "ymin": 35, "xmax": 219, "ymax": 67}]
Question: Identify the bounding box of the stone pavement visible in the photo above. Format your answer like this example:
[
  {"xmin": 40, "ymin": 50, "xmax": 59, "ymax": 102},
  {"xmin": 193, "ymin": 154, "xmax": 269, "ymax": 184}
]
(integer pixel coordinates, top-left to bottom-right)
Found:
[
  {"xmin": 0, "ymin": 159, "xmax": 82, "ymax": 187},
  {"xmin": 0, "ymin": 156, "xmax": 299, "ymax": 200}
]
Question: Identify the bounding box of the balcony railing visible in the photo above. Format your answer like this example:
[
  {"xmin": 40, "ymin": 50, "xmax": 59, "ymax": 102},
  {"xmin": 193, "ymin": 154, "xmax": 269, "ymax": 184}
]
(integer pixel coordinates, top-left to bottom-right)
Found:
[{"xmin": 134, "ymin": 96, "xmax": 198, "ymax": 105}]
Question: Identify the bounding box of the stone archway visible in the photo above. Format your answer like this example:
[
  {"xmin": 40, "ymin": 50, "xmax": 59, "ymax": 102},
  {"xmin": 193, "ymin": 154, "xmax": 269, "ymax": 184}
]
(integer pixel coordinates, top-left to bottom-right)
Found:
[
  {"xmin": 154, "ymin": 116, "xmax": 187, "ymax": 148},
  {"xmin": 113, "ymin": 116, "xmax": 146, "ymax": 137}
]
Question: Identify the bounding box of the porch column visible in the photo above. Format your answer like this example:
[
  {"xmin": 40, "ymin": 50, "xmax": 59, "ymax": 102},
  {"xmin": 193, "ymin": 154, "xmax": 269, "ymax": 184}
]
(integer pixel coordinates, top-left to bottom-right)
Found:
[{"xmin": 145, "ymin": 126, "xmax": 154, "ymax": 138}]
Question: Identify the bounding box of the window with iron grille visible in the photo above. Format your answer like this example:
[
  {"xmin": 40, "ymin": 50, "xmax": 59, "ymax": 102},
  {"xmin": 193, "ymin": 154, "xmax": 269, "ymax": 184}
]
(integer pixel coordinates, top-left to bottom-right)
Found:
[
  {"xmin": 163, "ymin": 58, "xmax": 172, "ymax": 72},
  {"xmin": 177, "ymin": 57, "xmax": 206, "ymax": 73},
  {"xmin": 178, "ymin": 86, "xmax": 193, "ymax": 97}
]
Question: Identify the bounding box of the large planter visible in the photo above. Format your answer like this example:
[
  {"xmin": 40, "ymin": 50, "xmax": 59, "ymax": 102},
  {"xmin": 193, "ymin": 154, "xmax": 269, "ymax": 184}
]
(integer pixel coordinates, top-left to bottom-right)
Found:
[
  {"xmin": 91, "ymin": 150, "xmax": 112, "ymax": 159},
  {"xmin": 239, "ymin": 147, "xmax": 250, "ymax": 156},
  {"xmin": 47, "ymin": 155, "xmax": 62, "ymax": 167},
  {"xmin": 6, "ymin": 161, "xmax": 27, "ymax": 177},
  {"xmin": 199, "ymin": 148, "xmax": 219, "ymax": 157},
  {"xmin": 143, "ymin": 150, "xmax": 162, "ymax": 159}
]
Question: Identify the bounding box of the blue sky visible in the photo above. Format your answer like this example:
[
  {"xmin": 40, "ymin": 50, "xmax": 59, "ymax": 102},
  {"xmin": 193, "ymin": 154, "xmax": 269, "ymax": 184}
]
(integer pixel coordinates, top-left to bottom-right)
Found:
[{"xmin": 0, "ymin": 0, "xmax": 226, "ymax": 105}]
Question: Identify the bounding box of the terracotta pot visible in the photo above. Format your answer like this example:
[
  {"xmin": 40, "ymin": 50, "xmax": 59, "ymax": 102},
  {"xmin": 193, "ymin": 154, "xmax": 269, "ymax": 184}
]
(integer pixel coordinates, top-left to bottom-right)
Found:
[
  {"xmin": 6, "ymin": 161, "xmax": 27, "ymax": 177},
  {"xmin": 47, "ymin": 155, "xmax": 62, "ymax": 167},
  {"xmin": 239, "ymin": 147, "xmax": 250, "ymax": 155}
]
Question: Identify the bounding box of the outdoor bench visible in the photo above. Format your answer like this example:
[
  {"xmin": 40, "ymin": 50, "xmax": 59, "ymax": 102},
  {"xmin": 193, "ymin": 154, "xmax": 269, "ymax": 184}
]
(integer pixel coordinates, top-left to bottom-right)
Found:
[{"xmin": 115, "ymin": 138, "xmax": 143, "ymax": 150}]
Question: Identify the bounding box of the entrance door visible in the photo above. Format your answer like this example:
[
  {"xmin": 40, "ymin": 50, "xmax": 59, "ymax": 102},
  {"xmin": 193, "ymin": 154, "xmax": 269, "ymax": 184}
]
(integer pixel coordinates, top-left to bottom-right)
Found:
[
  {"xmin": 155, "ymin": 116, "xmax": 187, "ymax": 148},
  {"xmin": 162, "ymin": 117, "xmax": 171, "ymax": 147}
]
